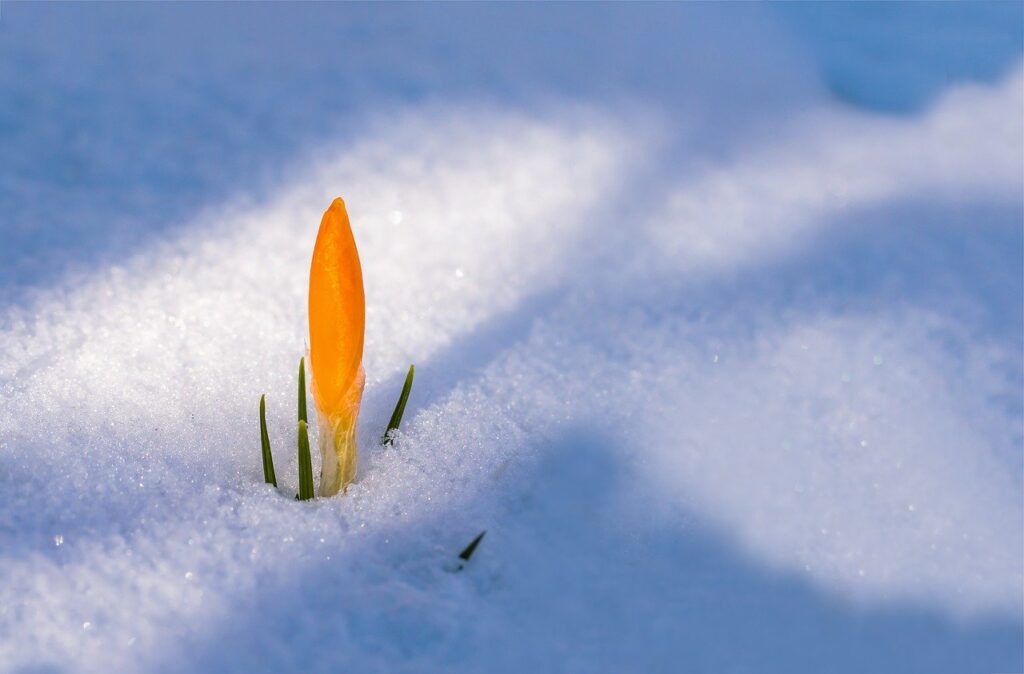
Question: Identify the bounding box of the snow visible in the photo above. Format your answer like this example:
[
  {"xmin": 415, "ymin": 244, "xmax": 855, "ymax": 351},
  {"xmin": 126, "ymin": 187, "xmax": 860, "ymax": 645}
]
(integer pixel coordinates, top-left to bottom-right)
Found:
[{"xmin": 0, "ymin": 4, "xmax": 1021, "ymax": 673}]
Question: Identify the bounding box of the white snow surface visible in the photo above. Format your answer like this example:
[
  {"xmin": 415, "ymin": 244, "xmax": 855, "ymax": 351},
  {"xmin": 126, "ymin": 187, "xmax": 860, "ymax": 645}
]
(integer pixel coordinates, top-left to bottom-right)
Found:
[{"xmin": 0, "ymin": 4, "xmax": 1021, "ymax": 673}]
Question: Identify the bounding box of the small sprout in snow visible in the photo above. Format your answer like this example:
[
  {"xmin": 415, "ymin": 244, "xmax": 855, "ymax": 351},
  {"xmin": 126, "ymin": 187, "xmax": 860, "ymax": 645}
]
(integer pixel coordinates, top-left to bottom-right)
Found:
[
  {"xmin": 457, "ymin": 530, "xmax": 487, "ymax": 567},
  {"xmin": 297, "ymin": 419, "xmax": 314, "ymax": 501},
  {"xmin": 259, "ymin": 394, "xmax": 277, "ymax": 487},
  {"xmin": 382, "ymin": 364, "xmax": 415, "ymax": 446}
]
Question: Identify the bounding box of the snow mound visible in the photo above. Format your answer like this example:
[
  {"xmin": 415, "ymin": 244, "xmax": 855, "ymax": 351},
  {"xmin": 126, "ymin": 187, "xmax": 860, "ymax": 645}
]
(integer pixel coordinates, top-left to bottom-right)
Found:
[{"xmin": 0, "ymin": 5, "xmax": 1021, "ymax": 673}]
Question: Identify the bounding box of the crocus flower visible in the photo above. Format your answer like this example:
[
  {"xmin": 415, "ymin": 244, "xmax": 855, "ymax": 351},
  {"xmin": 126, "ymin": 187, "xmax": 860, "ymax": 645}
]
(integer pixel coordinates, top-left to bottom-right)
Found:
[{"xmin": 308, "ymin": 197, "xmax": 365, "ymax": 496}]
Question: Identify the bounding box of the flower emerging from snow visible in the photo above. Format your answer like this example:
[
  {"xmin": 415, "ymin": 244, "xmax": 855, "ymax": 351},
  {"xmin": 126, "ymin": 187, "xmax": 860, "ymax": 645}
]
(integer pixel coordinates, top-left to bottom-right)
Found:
[{"xmin": 308, "ymin": 197, "xmax": 365, "ymax": 496}]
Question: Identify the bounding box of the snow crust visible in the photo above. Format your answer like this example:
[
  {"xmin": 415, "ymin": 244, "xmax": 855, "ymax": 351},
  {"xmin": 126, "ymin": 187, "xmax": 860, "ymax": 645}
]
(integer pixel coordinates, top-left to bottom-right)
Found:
[{"xmin": 0, "ymin": 4, "xmax": 1021, "ymax": 673}]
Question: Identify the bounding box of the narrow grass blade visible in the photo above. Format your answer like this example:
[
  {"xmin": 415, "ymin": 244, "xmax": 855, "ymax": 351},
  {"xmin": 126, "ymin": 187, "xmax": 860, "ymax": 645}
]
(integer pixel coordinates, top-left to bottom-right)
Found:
[
  {"xmin": 298, "ymin": 357, "xmax": 308, "ymax": 424},
  {"xmin": 382, "ymin": 364, "xmax": 415, "ymax": 445},
  {"xmin": 297, "ymin": 419, "xmax": 314, "ymax": 501},
  {"xmin": 458, "ymin": 530, "xmax": 486, "ymax": 562},
  {"xmin": 259, "ymin": 395, "xmax": 277, "ymax": 486}
]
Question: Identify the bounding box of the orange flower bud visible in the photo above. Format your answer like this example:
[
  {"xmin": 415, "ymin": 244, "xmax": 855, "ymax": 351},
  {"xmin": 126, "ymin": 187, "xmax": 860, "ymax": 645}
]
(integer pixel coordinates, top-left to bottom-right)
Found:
[{"xmin": 308, "ymin": 198, "xmax": 365, "ymax": 495}]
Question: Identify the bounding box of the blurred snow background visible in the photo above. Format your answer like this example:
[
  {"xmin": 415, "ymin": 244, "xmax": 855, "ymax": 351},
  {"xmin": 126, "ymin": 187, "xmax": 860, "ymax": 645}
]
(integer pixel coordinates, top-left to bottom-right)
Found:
[{"xmin": 0, "ymin": 3, "xmax": 1021, "ymax": 673}]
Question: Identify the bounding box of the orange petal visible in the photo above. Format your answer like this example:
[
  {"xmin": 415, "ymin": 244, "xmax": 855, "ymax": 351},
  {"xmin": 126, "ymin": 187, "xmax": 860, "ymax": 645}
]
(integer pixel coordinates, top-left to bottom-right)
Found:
[{"xmin": 308, "ymin": 197, "xmax": 365, "ymax": 420}]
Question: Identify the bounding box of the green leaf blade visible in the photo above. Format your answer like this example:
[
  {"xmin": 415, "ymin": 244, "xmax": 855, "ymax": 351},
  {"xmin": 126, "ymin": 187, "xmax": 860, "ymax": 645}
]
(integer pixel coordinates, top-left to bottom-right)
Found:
[
  {"xmin": 259, "ymin": 394, "xmax": 277, "ymax": 487},
  {"xmin": 382, "ymin": 364, "xmax": 415, "ymax": 445},
  {"xmin": 297, "ymin": 419, "xmax": 314, "ymax": 501},
  {"xmin": 298, "ymin": 357, "xmax": 308, "ymax": 425},
  {"xmin": 458, "ymin": 530, "xmax": 486, "ymax": 562}
]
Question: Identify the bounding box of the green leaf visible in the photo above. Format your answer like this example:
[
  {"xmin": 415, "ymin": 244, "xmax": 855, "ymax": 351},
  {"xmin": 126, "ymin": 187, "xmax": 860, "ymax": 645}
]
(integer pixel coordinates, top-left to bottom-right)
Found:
[
  {"xmin": 259, "ymin": 394, "xmax": 277, "ymax": 487},
  {"xmin": 382, "ymin": 364, "xmax": 415, "ymax": 445},
  {"xmin": 458, "ymin": 530, "xmax": 486, "ymax": 562},
  {"xmin": 298, "ymin": 357, "xmax": 308, "ymax": 425},
  {"xmin": 297, "ymin": 419, "xmax": 314, "ymax": 501}
]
